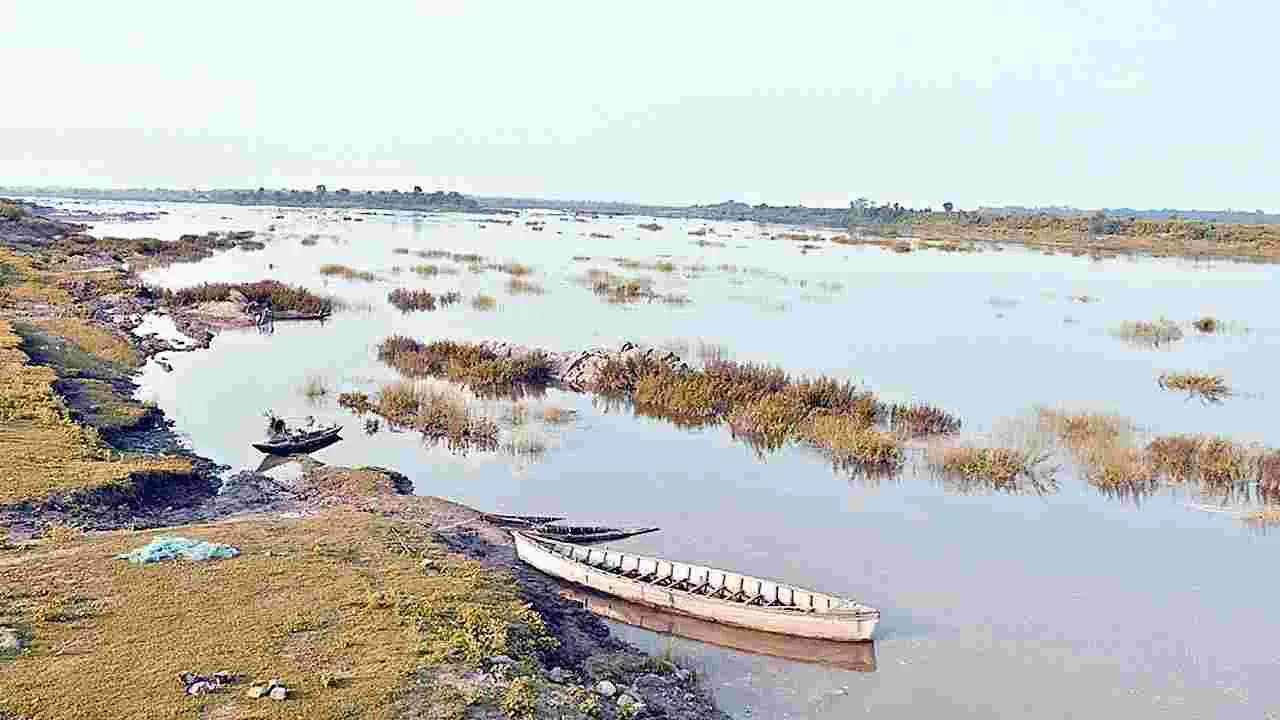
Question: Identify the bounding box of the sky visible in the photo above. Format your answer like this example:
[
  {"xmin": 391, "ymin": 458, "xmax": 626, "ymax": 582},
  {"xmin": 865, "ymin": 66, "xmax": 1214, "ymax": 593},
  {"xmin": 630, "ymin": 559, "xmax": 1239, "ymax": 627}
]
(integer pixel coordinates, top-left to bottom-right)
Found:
[{"xmin": 0, "ymin": 1, "xmax": 1275, "ymax": 210}]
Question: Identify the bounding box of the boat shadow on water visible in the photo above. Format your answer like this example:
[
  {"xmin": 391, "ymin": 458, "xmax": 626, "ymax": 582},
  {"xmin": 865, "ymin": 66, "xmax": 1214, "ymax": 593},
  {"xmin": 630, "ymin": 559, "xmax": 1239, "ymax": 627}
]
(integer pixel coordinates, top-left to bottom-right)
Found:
[{"xmin": 559, "ymin": 586, "xmax": 877, "ymax": 673}]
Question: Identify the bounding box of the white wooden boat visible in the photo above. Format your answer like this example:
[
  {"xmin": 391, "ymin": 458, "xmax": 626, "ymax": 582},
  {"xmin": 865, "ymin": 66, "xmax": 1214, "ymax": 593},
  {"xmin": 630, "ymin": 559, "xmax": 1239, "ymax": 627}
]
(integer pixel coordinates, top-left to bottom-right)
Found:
[{"xmin": 512, "ymin": 531, "xmax": 879, "ymax": 642}]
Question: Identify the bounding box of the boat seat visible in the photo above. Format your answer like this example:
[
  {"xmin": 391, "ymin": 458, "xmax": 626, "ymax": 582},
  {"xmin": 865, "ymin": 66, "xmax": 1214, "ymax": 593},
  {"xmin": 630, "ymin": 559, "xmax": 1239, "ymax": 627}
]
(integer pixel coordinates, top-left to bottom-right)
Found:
[
  {"xmin": 650, "ymin": 573, "xmax": 674, "ymax": 586},
  {"xmin": 690, "ymin": 581, "xmax": 712, "ymax": 595}
]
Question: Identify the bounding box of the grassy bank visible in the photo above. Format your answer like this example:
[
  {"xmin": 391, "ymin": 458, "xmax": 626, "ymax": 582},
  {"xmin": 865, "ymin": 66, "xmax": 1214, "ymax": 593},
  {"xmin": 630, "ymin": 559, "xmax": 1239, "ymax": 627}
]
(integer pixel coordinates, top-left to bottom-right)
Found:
[{"xmin": 0, "ymin": 319, "xmax": 190, "ymax": 505}]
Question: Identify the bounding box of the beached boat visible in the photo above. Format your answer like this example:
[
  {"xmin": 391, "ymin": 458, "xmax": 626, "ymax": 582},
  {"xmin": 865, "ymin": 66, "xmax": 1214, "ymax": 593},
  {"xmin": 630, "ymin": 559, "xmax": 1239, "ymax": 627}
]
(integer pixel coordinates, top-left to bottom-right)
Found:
[
  {"xmin": 512, "ymin": 531, "xmax": 879, "ymax": 641},
  {"xmin": 529, "ymin": 525, "xmax": 659, "ymax": 543},
  {"xmin": 273, "ymin": 309, "xmax": 331, "ymax": 322},
  {"xmin": 252, "ymin": 425, "xmax": 342, "ymax": 455},
  {"xmin": 482, "ymin": 513, "xmax": 566, "ymax": 527}
]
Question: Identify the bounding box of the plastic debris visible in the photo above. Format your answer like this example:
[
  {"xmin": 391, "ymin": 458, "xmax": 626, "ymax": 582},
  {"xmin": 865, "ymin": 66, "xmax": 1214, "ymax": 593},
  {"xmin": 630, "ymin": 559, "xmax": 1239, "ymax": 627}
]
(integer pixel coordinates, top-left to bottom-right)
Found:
[
  {"xmin": 116, "ymin": 536, "xmax": 240, "ymax": 565},
  {"xmin": 179, "ymin": 671, "xmax": 236, "ymax": 696},
  {"xmin": 247, "ymin": 678, "xmax": 290, "ymax": 701}
]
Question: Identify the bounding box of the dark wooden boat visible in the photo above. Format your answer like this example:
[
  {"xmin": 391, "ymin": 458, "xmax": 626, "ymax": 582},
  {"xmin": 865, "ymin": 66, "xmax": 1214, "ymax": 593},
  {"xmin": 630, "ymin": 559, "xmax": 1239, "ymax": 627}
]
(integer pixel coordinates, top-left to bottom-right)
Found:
[
  {"xmin": 273, "ymin": 310, "xmax": 331, "ymax": 322},
  {"xmin": 252, "ymin": 425, "xmax": 342, "ymax": 455},
  {"xmin": 482, "ymin": 513, "xmax": 566, "ymax": 527},
  {"xmin": 529, "ymin": 525, "xmax": 659, "ymax": 544}
]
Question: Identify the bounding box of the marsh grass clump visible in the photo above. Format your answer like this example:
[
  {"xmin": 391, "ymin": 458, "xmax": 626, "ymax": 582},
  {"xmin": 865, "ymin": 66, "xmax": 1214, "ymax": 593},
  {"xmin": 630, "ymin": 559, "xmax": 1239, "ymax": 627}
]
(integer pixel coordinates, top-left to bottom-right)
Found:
[
  {"xmin": 1115, "ymin": 319, "xmax": 1183, "ymax": 348},
  {"xmin": 411, "ymin": 264, "xmax": 458, "ymax": 277},
  {"xmin": 888, "ymin": 402, "xmax": 962, "ymax": 436},
  {"xmin": 471, "ymin": 294, "xmax": 498, "ymax": 311},
  {"xmin": 804, "ymin": 416, "xmax": 904, "ymax": 469},
  {"xmin": 1157, "ymin": 371, "xmax": 1232, "ymax": 403},
  {"xmin": 489, "ymin": 262, "xmax": 534, "ymax": 276},
  {"xmin": 301, "ymin": 373, "xmax": 329, "ymax": 399},
  {"xmin": 927, "ymin": 444, "xmax": 1042, "ymax": 487},
  {"xmin": 169, "ymin": 280, "xmax": 332, "ymax": 315},
  {"xmin": 1192, "ymin": 316, "xmax": 1219, "ymax": 333},
  {"xmin": 1261, "ymin": 452, "xmax": 1280, "ymax": 497},
  {"xmin": 377, "ymin": 337, "xmax": 554, "ymax": 395},
  {"xmin": 638, "ymin": 222, "xmax": 662, "ymax": 231},
  {"xmin": 375, "ymin": 380, "xmax": 499, "ymax": 450},
  {"xmin": 33, "ymin": 318, "xmax": 139, "ymax": 368},
  {"xmin": 541, "ymin": 407, "xmax": 575, "ymax": 424},
  {"xmin": 388, "ymin": 288, "xmax": 441, "ymax": 312},
  {"xmin": 337, "ymin": 391, "xmax": 376, "ymax": 414},
  {"xmin": 319, "ymin": 264, "xmax": 378, "ymax": 282},
  {"xmin": 506, "ymin": 277, "xmax": 545, "ymax": 296}
]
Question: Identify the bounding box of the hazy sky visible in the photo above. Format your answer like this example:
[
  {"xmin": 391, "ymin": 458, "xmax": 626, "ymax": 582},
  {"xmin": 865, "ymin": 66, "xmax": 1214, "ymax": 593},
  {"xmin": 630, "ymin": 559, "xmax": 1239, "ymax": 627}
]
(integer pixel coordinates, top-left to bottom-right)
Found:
[{"xmin": 1, "ymin": 1, "xmax": 1274, "ymax": 210}]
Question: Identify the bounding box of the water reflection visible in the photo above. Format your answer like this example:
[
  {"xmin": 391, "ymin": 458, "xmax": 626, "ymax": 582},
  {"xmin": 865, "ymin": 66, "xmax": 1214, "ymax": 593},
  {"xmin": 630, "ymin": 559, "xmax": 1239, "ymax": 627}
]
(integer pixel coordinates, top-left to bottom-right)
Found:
[{"xmin": 559, "ymin": 587, "xmax": 876, "ymax": 673}]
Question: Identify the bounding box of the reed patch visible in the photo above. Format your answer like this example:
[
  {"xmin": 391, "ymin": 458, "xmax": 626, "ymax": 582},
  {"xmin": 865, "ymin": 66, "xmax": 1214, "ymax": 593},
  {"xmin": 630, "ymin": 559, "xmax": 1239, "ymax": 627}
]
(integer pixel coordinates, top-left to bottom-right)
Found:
[{"xmin": 1157, "ymin": 371, "xmax": 1231, "ymax": 404}]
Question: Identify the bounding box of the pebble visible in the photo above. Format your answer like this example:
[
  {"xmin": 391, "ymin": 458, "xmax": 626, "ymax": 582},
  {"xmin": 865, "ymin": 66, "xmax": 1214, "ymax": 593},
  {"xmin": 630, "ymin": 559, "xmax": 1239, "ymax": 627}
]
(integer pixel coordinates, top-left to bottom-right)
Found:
[
  {"xmin": 674, "ymin": 668, "xmax": 693, "ymax": 683},
  {"xmin": 547, "ymin": 666, "xmax": 573, "ymax": 684},
  {"xmin": 595, "ymin": 680, "xmax": 618, "ymax": 697},
  {"xmin": 269, "ymin": 686, "xmax": 288, "ymax": 701},
  {"xmin": 486, "ymin": 655, "xmax": 515, "ymax": 667},
  {"xmin": 246, "ymin": 685, "xmax": 268, "ymax": 699}
]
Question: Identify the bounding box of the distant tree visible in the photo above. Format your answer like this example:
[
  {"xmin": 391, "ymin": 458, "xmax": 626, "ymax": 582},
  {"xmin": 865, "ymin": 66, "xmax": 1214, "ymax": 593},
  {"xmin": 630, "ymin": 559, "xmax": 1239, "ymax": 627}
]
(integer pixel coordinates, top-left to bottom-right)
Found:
[
  {"xmin": 1088, "ymin": 210, "xmax": 1107, "ymax": 236},
  {"xmin": 315, "ymin": 184, "xmax": 327, "ymax": 194},
  {"xmin": 943, "ymin": 201, "xmax": 954, "ymax": 213},
  {"xmin": 413, "ymin": 185, "xmax": 423, "ymax": 194},
  {"xmin": 337, "ymin": 188, "xmax": 351, "ymax": 196}
]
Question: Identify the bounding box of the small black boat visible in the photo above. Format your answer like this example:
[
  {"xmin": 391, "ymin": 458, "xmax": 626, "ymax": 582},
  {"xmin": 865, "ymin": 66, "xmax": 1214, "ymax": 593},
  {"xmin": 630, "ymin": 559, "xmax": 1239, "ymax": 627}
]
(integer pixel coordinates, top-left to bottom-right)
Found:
[
  {"xmin": 253, "ymin": 413, "xmax": 343, "ymax": 455},
  {"xmin": 483, "ymin": 513, "xmax": 567, "ymax": 527},
  {"xmin": 529, "ymin": 525, "xmax": 660, "ymax": 544}
]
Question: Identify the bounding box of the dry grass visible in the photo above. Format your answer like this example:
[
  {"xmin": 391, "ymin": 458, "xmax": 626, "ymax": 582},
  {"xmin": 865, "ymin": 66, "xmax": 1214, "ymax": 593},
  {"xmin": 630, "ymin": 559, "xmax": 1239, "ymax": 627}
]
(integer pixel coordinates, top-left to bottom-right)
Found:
[
  {"xmin": 319, "ymin": 264, "xmax": 378, "ymax": 282},
  {"xmin": 582, "ymin": 270, "xmax": 688, "ymax": 306},
  {"xmin": 410, "ymin": 264, "xmax": 458, "ymax": 277},
  {"xmin": 888, "ymin": 402, "xmax": 962, "ymax": 436},
  {"xmin": 804, "ymin": 415, "xmax": 904, "ymax": 468},
  {"xmin": 32, "ymin": 318, "xmax": 139, "ymax": 368},
  {"xmin": 337, "ymin": 391, "xmax": 376, "ymax": 414},
  {"xmin": 1115, "ymin": 319, "xmax": 1183, "ymax": 348},
  {"xmin": 169, "ymin": 281, "xmax": 332, "ymax": 315},
  {"xmin": 1192, "ymin": 316, "xmax": 1219, "ymax": 333},
  {"xmin": 388, "ymin": 288, "xmax": 441, "ymax": 312},
  {"xmin": 489, "ymin": 262, "xmax": 534, "ymax": 276},
  {"xmin": 301, "ymin": 373, "xmax": 329, "ymax": 399},
  {"xmin": 506, "ymin": 277, "xmax": 545, "ymax": 296},
  {"xmin": 1158, "ymin": 371, "xmax": 1232, "ymax": 403},
  {"xmin": 540, "ymin": 407, "xmax": 575, "ymax": 424},
  {"xmin": 471, "ymin": 294, "xmax": 498, "ymax": 311},
  {"xmin": 376, "ymin": 337, "xmax": 554, "ymax": 397},
  {"xmin": 375, "ymin": 380, "xmax": 498, "ymax": 450},
  {"xmin": 926, "ymin": 443, "xmax": 1044, "ymax": 487},
  {"xmin": 1262, "ymin": 452, "xmax": 1280, "ymax": 497},
  {"xmin": 0, "ymin": 320, "xmax": 192, "ymax": 504},
  {"xmin": 0, "ymin": 510, "xmax": 555, "ymax": 720}
]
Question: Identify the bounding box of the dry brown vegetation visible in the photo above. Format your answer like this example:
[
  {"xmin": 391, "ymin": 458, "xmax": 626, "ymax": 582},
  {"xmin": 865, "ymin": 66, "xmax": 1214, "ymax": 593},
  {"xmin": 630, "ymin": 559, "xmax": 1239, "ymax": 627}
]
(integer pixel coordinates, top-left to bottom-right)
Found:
[
  {"xmin": 372, "ymin": 381, "xmax": 499, "ymax": 451},
  {"xmin": 168, "ymin": 281, "xmax": 332, "ymax": 315},
  {"xmin": 377, "ymin": 337, "xmax": 554, "ymax": 397},
  {"xmin": 927, "ymin": 444, "xmax": 1045, "ymax": 488},
  {"xmin": 1115, "ymin": 319, "xmax": 1183, "ymax": 348},
  {"xmin": 581, "ymin": 270, "xmax": 689, "ymax": 305},
  {"xmin": 1157, "ymin": 371, "xmax": 1232, "ymax": 403},
  {"xmin": 506, "ymin": 277, "xmax": 545, "ymax": 296},
  {"xmin": 0, "ymin": 510, "xmax": 556, "ymax": 720},
  {"xmin": 32, "ymin": 318, "xmax": 139, "ymax": 368},
  {"xmin": 1192, "ymin": 316, "xmax": 1219, "ymax": 333},
  {"xmin": 471, "ymin": 294, "xmax": 498, "ymax": 311},
  {"xmin": 0, "ymin": 320, "xmax": 192, "ymax": 504},
  {"xmin": 388, "ymin": 288, "xmax": 440, "ymax": 312},
  {"xmin": 319, "ymin": 264, "xmax": 378, "ymax": 282},
  {"xmin": 411, "ymin": 264, "xmax": 459, "ymax": 277}
]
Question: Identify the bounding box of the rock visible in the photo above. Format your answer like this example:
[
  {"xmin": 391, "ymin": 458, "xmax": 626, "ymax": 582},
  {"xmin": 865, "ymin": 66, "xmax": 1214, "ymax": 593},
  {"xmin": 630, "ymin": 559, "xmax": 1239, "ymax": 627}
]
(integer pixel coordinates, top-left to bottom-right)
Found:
[
  {"xmin": 547, "ymin": 666, "xmax": 573, "ymax": 684},
  {"xmin": 595, "ymin": 679, "xmax": 618, "ymax": 697},
  {"xmin": 617, "ymin": 693, "xmax": 646, "ymax": 714},
  {"xmin": 268, "ymin": 685, "xmax": 288, "ymax": 701},
  {"xmin": 674, "ymin": 668, "xmax": 693, "ymax": 683},
  {"xmin": 246, "ymin": 685, "xmax": 268, "ymax": 699},
  {"xmin": 0, "ymin": 626, "xmax": 26, "ymax": 654},
  {"xmin": 486, "ymin": 655, "xmax": 515, "ymax": 667}
]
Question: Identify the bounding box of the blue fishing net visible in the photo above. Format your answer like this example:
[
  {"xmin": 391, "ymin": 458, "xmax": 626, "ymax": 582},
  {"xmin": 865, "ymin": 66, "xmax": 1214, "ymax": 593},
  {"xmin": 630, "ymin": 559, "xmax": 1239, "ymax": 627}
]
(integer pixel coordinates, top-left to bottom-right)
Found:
[{"xmin": 115, "ymin": 536, "xmax": 240, "ymax": 564}]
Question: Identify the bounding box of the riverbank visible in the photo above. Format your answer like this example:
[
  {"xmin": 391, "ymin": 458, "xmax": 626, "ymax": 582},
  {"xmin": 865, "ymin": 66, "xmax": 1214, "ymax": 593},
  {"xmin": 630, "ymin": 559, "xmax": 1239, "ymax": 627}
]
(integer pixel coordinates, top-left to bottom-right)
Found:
[{"xmin": 0, "ymin": 199, "xmax": 726, "ymax": 720}]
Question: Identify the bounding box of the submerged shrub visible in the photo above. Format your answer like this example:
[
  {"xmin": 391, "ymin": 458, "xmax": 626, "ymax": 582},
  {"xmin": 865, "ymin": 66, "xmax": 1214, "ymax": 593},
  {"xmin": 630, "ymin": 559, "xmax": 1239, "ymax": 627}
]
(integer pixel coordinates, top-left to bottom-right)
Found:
[
  {"xmin": 388, "ymin": 288, "xmax": 440, "ymax": 312},
  {"xmin": 1192, "ymin": 316, "xmax": 1219, "ymax": 333},
  {"xmin": 506, "ymin": 277, "xmax": 545, "ymax": 295},
  {"xmin": 472, "ymin": 294, "xmax": 498, "ymax": 311},
  {"xmin": 169, "ymin": 280, "xmax": 332, "ymax": 315},
  {"xmin": 805, "ymin": 415, "xmax": 904, "ymax": 468},
  {"xmin": 1157, "ymin": 371, "xmax": 1231, "ymax": 403},
  {"xmin": 889, "ymin": 402, "xmax": 961, "ymax": 436},
  {"xmin": 1115, "ymin": 319, "xmax": 1183, "ymax": 348},
  {"xmin": 319, "ymin": 264, "xmax": 378, "ymax": 281},
  {"xmin": 927, "ymin": 444, "xmax": 1040, "ymax": 486},
  {"xmin": 376, "ymin": 337, "xmax": 553, "ymax": 395}
]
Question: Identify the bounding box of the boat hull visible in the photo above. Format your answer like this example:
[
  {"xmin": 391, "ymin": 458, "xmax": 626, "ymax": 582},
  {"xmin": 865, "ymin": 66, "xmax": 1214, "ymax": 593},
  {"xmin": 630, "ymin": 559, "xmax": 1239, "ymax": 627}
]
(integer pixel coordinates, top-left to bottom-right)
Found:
[
  {"xmin": 512, "ymin": 531, "xmax": 879, "ymax": 642},
  {"xmin": 252, "ymin": 427, "xmax": 342, "ymax": 455},
  {"xmin": 530, "ymin": 526, "xmax": 660, "ymax": 544}
]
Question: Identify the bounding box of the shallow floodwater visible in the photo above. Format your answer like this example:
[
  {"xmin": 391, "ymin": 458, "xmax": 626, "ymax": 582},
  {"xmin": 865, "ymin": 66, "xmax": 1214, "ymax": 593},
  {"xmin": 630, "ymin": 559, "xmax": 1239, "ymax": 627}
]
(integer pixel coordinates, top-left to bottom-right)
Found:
[{"xmin": 44, "ymin": 196, "xmax": 1280, "ymax": 718}]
